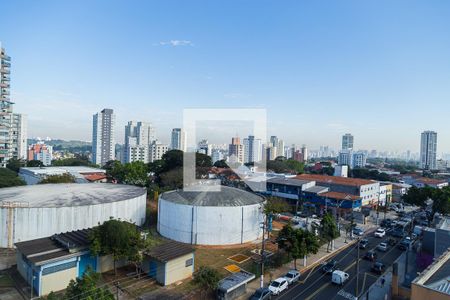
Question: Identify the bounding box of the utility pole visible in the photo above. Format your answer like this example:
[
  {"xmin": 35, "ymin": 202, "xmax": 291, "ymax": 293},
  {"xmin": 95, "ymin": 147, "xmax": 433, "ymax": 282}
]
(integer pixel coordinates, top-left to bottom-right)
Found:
[
  {"xmin": 115, "ymin": 281, "xmax": 120, "ymax": 300},
  {"xmin": 260, "ymin": 215, "xmax": 266, "ymax": 288}
]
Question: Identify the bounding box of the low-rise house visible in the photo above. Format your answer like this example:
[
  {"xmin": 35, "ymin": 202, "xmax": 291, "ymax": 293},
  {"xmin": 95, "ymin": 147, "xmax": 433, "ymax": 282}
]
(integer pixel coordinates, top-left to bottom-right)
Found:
[
  {"xmin": 18, "ymin": 166, "xmax": 106, "ymax": 184},
  {"xmin": 15, "ymin": 229, "xmax": 125, "ymax": 297},
  {"xmin": 142, "ymin": 241, "xmax": 195, "ymax": 286}
]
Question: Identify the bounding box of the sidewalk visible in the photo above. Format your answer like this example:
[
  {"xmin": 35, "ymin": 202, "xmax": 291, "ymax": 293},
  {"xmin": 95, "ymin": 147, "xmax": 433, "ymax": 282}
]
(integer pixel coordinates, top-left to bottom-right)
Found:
[{"xmin": 238, "ymin": 226, "xmax": 376, "ymax": 299}]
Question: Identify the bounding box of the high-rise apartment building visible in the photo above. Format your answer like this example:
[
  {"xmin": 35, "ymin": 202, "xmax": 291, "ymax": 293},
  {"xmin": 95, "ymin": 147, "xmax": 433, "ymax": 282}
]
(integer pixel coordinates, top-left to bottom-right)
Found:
[
  {"xmin": 197, "ymin": 139, "xmax": 211, "ymax": 155},
  {"xmin": 420, "ymin": 131, "xmax": 437, "ymax": 170},
  {"xmin": 0, "ymin": 43, "xmax": 27, "ymax": 167},
  {"xmin": 243, "ymin": 135, "xmax": 262, "ymax": 163},
  {"xmin": 171, "ymin": 128, "xmax": 186, "ymax": 152},
  {"xmin": 228, "ymin": 137, "xmax": 245, "ymax": 164},
  {"xmin": 342, "ymin": 133, "xmax": 354, "ymax": 150},
  {"xmin": 123, "ymin": 121, "xmax": 155, "ymax": 163},
  {"xmin": 149, "ymin": 140, "xmax": 169, "ymax": 162},
  {"xmin": 28, "ymin": 142, "xmax": 53, "ymax": 166},
  {"xmin": 91, "ymin": 108, "xmax": 115, "ymax": 166}
]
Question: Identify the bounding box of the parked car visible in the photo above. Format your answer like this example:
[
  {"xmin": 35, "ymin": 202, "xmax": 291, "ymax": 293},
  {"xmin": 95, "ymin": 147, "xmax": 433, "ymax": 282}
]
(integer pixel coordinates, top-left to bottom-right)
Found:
[
  {"xmin": 391, "ymin": 229, "xmax": 404, "ymax": 238},
  {"xmin": 374, "ymin": 228, "xmax": 386, "ymax": 238},
  {"xmin": 371, "ymin": 262, "xmax": 386, "ymax": 275},
  {"xmin": 268, "ymin": 278, "xmax": 289, "ymax": 295},
  {"xmin": 359, "ymin": 239, "xmax": 369, "ymax": 249},
  {"xmin": 377, "ymin": 242, "xmax": 388, "ymax": 252},
  {"xmin": 322, "ymin": 260, "xmax": 338, "ymax": 274},
  {"xmin": 398, "ymin": 239, "xmax": 411, "ymax": 251},
  {"xmin": 353, "ymin": 227, "xmax": 364, "ymax": 236},
  {"xmin": 250, "ymin": 288, "xmax": 272, "ymax": 300},
  {"xmin": 283, "ymin": 270, "xmax": 300, "ymax": 285},
  {"xmin": 364, "ymin": 250, "xmax": 377, "ymax": 261},
  {"xmin": 331, "ymin": 270, "xmax": 350, "ymax": 285}
]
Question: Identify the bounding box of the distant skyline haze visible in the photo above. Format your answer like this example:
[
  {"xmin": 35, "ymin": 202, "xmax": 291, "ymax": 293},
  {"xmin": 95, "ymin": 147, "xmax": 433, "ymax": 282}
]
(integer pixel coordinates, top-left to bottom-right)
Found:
[{"xmin": 1, "ymin": 1, "xmax": 450, "ymax": 152}]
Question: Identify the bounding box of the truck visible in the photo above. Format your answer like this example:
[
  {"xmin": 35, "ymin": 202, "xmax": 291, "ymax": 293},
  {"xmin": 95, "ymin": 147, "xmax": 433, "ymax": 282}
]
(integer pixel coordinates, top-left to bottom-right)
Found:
[{"xmin": 332, "ymin": 270, "xmax": 349, "ymax": 285}]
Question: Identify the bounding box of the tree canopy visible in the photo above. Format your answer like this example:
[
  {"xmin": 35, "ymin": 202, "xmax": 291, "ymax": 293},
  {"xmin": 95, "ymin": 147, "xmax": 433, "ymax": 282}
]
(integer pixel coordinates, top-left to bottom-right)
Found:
[
  {"xmin": 403, "ymin": 186, "xmax": 450, "ymax": 216},
  {"xmin": 39, "ymin": 173, "xmax": 76, "ymax": 184},
  {"xmin": 264, "ymin": 159, "xmax": 304, "ymax": 174},
  {"xmin": 6, "ymin": 158, "xmax": 26, "ymax": 173},
  {"xmin": 89, "ymin": 219, "xmax": 147, "ymax": 275},
  {"xmin": 64, "ymin": 268, "xmax": 114, "ymax": 300},
  {"xmin": 0, "ymin": 167, "xmax": 26, "ymax": 188},
  {"xmin": 320, "ymin": 213, "xmax": 340, "ymax": 252},
  {"xmin": 194, "ymin": 266, "xmax": 221, "ymax": 291}
]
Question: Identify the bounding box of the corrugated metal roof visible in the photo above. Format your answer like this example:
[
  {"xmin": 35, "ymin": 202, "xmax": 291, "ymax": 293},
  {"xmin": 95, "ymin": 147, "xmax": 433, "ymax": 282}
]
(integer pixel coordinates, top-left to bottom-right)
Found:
[
  {"xmin": 161, "ymin": 185, "xmax": 264, "ymax": 207},
  {"xmin": 145, "ymin": 241, "xmax": 194, "ymax": 262},
  {"xmin": 428, "ymin": 277, "xmax": 450, "ymax": 295},
  {"xmin": 218, "ymin": 270, "xmax": 255, "ymax": 293},
  {"xmin": 267, "ymin": 177, "xmax": 312, "ymax": 187}
]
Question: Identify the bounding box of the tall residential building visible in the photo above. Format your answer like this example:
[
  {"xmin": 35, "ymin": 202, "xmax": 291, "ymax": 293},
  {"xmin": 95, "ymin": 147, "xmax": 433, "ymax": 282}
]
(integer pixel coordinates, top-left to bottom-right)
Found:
[
  {"xmin": 264, "ymin": 145, "xmax": 277, "ymax": 161},
  {"xmin": 0, "ymin": 43, "xmax": 27, "ymax": 167},
  {"xmin": 171, "ymin": 128, "xmax": 186, "ymax": 152},
  {"xmin": 420, "ymin": 131, "xmax": 437, "ymax": 170},
  {"xmin": 342, "ymin": 133, "xmax": 354, "ymax": 150},
  {"xmin": 352, "ymin": 151, "xmax": 367, "ymax": 168},
  {"xmin": 123, "ymin": 121, "xmax": 155, "ymax": 163},
  {"xmin": 338, "ymin": 149, "xmax": 353, "ymax": 166},
  {"xmin": 300, "ymin": 145, "xmax": 308, "ymax": 162},
  {"xmin": 91, "ymin": 108, "xmax": 115, "ymax": 166},
  {"xmin": 149, "ymin": 140, "xmax": 169, "ymax": 162},
  {"xmin": 197, "ymin": 139, "xmax": 211, "ymax": 155},
  {"xmin": 228, "ymin": 137, "xmax": 245, "ymax": 164},
  {"xmin": 28, "ymin": 142, "xmax": 53, "ymax": 166},
  {"xmin": 243, "ymin": 135, "xmax": 262, "ymax": 163}
]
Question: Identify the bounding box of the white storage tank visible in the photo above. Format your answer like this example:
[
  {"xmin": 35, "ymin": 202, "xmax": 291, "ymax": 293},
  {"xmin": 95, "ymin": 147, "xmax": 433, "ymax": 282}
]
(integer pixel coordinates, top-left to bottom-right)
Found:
[
  {"xmin": 0, "ymin": 183, "xmax": 147, "ymax": 248},
  {"xmin": 157, "ymin": 185, "xmax": 265, "ymax": 245}
]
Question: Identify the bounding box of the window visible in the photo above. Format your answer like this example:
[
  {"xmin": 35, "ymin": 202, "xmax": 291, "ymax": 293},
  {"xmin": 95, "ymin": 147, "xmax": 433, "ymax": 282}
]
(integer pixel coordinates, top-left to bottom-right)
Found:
[{"xmin": 185, "ymin": 258, "xmax": 193, "ymax": 267}]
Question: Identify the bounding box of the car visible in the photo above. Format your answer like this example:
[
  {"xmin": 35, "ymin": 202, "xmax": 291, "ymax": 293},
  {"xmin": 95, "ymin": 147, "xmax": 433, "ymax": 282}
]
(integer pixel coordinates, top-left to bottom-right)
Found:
[
  {"xmin": 377, "ymin": 242, "xmax": 388, "ymax": 252},
  {"xmin": 322, "ymin": 260, "xmax": 338, "ymax": 274},
  {"xmin": 387, "ymin": 237, "xmax": 396, "ymax": 246},
  {"xmin": 398, "ymin": 239, "xmax": 411, "ymax": 251},
  {"xmin": 391, "ymin": 229, "xmax": 404, "ymax": 238},
  {"xmin": 364, "ymin": 250, "xmax": 377, "ymax": 261},
  {"xmin": 331, "ymin": 270, "xmax": 350, "ymax": 285},
  {"xmin": 283, "ymin": 270, "xmax": 300, "ymax": 285},
  {"xmin": 268, "ymin": 278, "xmax": 288, "ymax": 295},
  {"xmin": 374, "ymin": 228, "xmax": 386, "ymax": 238},
  {"xmin": 371, "ymin": 262, "xmax": 386, "ymax": 275},
  {"xmin": 353, "ymin": 227, "xmax": 364, "ymax": 236},
  {"xmin": 359, "ymin": 239, "xmax": 369, "ymax": 249},
  {"xmin": 250, "ymin": 288, "xmax": 272, "ymax": 300}
]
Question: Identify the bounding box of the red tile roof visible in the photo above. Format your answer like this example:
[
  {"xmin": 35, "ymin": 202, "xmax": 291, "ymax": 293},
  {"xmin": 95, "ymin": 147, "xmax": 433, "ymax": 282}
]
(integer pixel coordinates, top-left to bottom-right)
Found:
[
  {"xmin": 84, "ymin": 174, "xmax": 107, "ymax": 182},
  {"xmin": 296, "ymin": 174, "xmax": 376, "ymax": 187},
  {"xmin": 320, "ymin": 192, "xmax": 360, "ymax": 201}
]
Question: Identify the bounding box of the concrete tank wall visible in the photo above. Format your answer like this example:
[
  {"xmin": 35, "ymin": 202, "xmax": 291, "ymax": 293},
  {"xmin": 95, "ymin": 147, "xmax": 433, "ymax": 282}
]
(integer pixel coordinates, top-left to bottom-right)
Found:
[
  {"xmin": 157, "ymin": 197, "xmax": 263, "ymax": 245},
  {"xmin": 0, "ymin": 194, "xmax": 146, "ymax": 248}
]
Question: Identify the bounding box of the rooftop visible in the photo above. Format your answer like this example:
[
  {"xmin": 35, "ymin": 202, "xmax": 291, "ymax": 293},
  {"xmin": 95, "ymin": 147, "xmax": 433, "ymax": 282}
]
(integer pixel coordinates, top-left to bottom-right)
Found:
[
  {"xmin": 303, "ymin": 185, "xmax": 330, "ymax": 194},
  {"xmin": 413, "ymin": 250, "xmax": 450, "ymax": 296},
  {"xmin": 19, "ymin": 166, "xmax": 105, "ymax": 175},
  {"xmin": 0, "ymin": 183, "xmax": 146, "ymax": 208},
  {"xmin": 218, "ymin": 270, "xmax": 256, "ymax": 293},
  {"xmin": 161, "ymin": 185, "xmax": 264, "ymax": 207},
  {"xmin": 296, "ymin": 174, "xmax": 376, "ymax": 187},
  {"xmin": 145, "ymin": 241, "xmax": 194, "ymax": 262},
  {"xmin": 320, "ymin": 191, "xmax": 360, "ymax": 201},
  {"xmin": 267, "ymin": 177, "xmax": 312, "ymax": 187}
]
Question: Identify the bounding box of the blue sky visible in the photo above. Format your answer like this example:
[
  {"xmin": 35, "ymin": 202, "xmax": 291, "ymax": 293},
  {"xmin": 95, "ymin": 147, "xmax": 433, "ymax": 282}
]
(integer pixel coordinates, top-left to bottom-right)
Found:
[{"xmin": 2, "ymin": 0, "xmax": 450, "ymax": 152}]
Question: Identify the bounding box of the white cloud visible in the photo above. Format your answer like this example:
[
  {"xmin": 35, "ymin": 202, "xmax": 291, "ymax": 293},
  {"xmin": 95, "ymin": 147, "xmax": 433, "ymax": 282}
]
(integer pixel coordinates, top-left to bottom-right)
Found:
[{"xmin": 158, "ymin": 40, "xmax": 194, "ymax": 47}]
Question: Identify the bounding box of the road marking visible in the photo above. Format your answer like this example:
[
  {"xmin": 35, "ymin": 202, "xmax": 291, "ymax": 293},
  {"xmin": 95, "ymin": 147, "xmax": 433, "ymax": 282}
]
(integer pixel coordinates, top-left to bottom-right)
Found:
[
  {"xmin": 304, "ymin": 282, "xmax": 330, "ymax": 300},
  {"xmin": 299, "ymin": 264, "xmax": 318, "ymax": 284}
]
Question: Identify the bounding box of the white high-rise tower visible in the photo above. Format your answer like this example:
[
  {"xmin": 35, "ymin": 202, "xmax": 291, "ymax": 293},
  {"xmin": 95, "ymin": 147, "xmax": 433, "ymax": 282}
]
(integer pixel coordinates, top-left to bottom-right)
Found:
[
  {"xmin": 91, "ymin": 108, "xmax": 115, "ymax": 166},
  {"xmin": 420, "ymin": 131, "xmax": 437, "ymax": 170}
]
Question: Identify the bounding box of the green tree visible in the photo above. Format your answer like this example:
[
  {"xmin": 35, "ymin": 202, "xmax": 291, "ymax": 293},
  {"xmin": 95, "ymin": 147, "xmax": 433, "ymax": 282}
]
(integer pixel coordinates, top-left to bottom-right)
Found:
[
  {"xmin": 278, "ymin": 224, "xmax": 320, "ymax": 268},
  {"xmin": 213, "ymin": 159, "xmax": 229, "ymax": 168},
  {"xmin": 431, "ymin": 187, "xmax": 450, "ymax": 216},
  {"xmin": 0, "ymin": 168, "xmax": 26, "ymax": 188},
  {"xmin": 64, "ymin": 268, "xmax": 114, "ymax": 300},
  {"xmin": 402, "ymin": 186, "xmax": 434, "ymax": 208},
  {"xmin": 89, "ymin": 219, "xmax": 146, "ymax": 275},
  {"xmin": 27, "ymin": 160, "xmax": 45, "ymax": 168},
  {"xmin": 6, "ymin": 158, "xmax": 26, "ymax": 173},
  {"xmin": 285, "ymin": 159, "xmax": 305, "ymax": 174},
  {"xmin": 39, "ymin": 173, "xmax": 76, "ymax": 184},
  {"xmin": 264, "ymin": 197, "xmax": 290, "ymax": 215},
  {"xmin": 159, "ymin": 167, "xmax": 183, "ymax": 189},
  {"xmin": 321, "ymin": 213, "xmax": 340, "ymax": 252},
  {"xmin": 194, "ymin": 266, "xmax": 221, "ymax": 291}
]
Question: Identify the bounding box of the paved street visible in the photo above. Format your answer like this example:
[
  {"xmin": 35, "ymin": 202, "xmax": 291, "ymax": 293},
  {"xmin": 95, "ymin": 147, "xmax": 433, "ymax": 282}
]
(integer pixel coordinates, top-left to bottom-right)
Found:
[{"xmin": 277, "ymin": 233, "xmax": 405, "ymax": 300}]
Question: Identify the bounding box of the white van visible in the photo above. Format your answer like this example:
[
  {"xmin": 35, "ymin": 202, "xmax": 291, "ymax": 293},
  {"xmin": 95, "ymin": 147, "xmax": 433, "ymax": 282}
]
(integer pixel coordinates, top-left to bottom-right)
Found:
[{"xmin": 332, "ymin": 270, "xmax": 349, "ymax": 285}]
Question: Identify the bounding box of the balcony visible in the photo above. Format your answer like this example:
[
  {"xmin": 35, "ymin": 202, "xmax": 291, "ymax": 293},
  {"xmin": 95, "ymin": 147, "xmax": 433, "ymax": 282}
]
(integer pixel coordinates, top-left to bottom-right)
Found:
[
  {"xmin": 1, "ymin": 89, "xmax": 9, "ymax": 95},
  {"xmin": 1, "ymin": 62, "xmax": 11, "ymax": 68},
  {"xmin": 0, "ymin": 54, "xmax": 11, "ymax": 61},
  {"xmin": 0, "ymin": 68, "xmax": 10, "ymax": 74},
  {"xmin": 0, "ymin": 83, "xmax": 8, "ymax": 88},
  {"xmin": 1, "ymin": 76, "xmax": 10, "ymax": 81}
]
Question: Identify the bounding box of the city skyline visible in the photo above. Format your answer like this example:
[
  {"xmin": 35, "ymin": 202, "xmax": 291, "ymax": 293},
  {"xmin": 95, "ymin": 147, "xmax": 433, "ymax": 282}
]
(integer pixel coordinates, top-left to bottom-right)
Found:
[{"xmin": 2, "ymin": 1, "xmax": 450, "ymax": 152}]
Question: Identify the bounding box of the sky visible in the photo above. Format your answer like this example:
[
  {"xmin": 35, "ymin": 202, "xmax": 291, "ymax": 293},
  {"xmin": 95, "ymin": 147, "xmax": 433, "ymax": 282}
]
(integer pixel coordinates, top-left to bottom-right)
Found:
[{"xmin": 1, "ymin": 0, "xmax": 450, "ymax": 152}]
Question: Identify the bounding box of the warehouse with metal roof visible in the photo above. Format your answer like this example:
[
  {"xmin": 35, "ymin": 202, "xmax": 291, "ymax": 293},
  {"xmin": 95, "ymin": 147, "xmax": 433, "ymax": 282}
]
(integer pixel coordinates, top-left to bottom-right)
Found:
[{"xmin": 157, "ymin": 185, "xmax": 265, "ymax": 245}]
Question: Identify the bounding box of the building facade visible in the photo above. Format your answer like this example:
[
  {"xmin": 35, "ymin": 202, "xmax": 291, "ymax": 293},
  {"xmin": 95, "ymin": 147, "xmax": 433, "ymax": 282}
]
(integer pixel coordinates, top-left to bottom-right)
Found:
[
  {"xmin": 228, "ymin": 137, "xmax": 245, "ymax": 164},
  {"xmin": 342, "ymin": 133, "xmax": 354, "ymax": 150},
  {"xmin": 123, "ymin": 121, "xmax": 155, "ymax": 163},
  {"xmin": 420, "ymin": 131, "xmax": 437, "ymax": 170},
  {"xmin": 149, "ymin": 140, "xmax": 169, "ymax": 162},
  {"xmin": 170, "ymin": 128, "xmax": 186, "ymax": 152},
  {"xmin": 243, "ymin": 135, "xmax": 262, "ymax": 163},
  {"xmin": 0, "ymin": 43, "xmax": 27, "ymax": 167},
  {"xmin": 28, "ymin": 143, "xmax": 53, "ymax": 166},
  {"xmin": 91, "ymin": 108, "xmax": 115, "ymax": 166}
]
